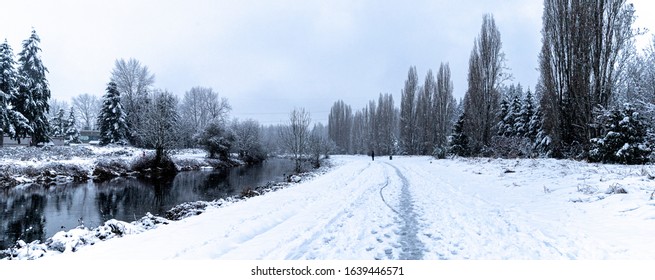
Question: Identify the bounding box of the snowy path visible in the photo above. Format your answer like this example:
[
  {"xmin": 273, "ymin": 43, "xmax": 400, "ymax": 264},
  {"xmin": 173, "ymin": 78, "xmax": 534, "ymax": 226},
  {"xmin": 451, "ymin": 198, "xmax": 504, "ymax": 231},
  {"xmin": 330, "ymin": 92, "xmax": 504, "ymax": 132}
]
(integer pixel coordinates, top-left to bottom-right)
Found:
[{"xmin": 45, "ymin": 156, "xmax": 655, "ymax": 260}]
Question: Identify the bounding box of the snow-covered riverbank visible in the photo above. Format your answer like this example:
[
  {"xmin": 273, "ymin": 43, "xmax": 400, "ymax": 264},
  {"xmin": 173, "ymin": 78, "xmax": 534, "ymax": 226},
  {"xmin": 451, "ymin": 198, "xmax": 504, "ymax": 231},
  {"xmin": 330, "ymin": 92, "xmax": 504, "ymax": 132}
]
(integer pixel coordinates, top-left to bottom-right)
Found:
[
  {"xmin": 0, "ymin": 145, "xmax": 238, "ymax": 189},
  {"xmin": 6, "ymin": 155, "xmax": 653, "ymax": 260}
]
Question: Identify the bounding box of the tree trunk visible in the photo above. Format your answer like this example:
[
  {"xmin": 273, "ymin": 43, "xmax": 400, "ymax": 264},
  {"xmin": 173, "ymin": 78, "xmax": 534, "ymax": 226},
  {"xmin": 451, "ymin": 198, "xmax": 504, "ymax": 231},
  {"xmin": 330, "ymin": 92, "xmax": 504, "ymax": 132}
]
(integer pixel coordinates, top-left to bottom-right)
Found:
[{"xmin": 155, "ymin": 147, "xmax": 164, "ymax": 167}]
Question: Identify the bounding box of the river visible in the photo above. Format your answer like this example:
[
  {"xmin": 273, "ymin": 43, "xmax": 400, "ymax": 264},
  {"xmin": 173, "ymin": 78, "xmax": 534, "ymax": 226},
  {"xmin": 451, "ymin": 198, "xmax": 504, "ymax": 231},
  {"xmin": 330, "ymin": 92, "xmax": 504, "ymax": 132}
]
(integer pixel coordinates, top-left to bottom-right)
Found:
[{"xmin": 0, "ymin": 158, "xmax": 296, "ymax": 251}]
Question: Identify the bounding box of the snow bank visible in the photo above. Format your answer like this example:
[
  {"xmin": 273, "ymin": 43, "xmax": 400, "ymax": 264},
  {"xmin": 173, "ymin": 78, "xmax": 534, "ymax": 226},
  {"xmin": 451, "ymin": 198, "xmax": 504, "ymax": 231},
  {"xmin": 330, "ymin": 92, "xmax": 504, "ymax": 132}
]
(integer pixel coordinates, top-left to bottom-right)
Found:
[
  {"xmin": 1, "ymin": 213, "xmax": 169, "ymax": 260},
  {"xmin": 0, "ymin": 146, "xmax": 236, "ymax": 189},
  {"xmin": 2, "ymin": 158, "xmax": 327, "ymax": 260}
]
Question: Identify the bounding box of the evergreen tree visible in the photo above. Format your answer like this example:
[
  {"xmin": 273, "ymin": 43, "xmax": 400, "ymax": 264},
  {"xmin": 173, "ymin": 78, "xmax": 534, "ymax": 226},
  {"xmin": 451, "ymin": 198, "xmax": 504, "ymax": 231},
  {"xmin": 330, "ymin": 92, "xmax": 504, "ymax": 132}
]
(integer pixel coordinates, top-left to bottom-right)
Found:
[
  {"xmin": 497, "ymin": 98, "xmax": 510, "ymax": 136},
  {"xmin": 15, "ymin": 29, "xmax": 51, "ymax": 145},
  {"xmin": 0, "ymin": 39, "xmax": 30, "ymax": 145},
  {"xmin": 50, "ymin": 108, "xmax": 65, "ymax": 137},
  {"xmin": 517, "ymin": 89, "xmax": 535, "ymax": 139},
  {"xmin": 531, "ymin": 106, "xmax": 550, "ymax": 156},
  {"xmin": 589, "ymin": 104, "xmax": 650, "ymax": 164},
  {"xmin": 65, "ymin": 107, "xmax": 80, "ymax": 143},
  {"xmin": 509, "ymin": 94, "xmax": 523, "ymax": 137},
  {"xmin": 449, "ymin": 113, "xmax": 470, "ymax": 157},
  {"xmin": 97, "ymin": 82, "xmax": 128, "ymax": 145}
]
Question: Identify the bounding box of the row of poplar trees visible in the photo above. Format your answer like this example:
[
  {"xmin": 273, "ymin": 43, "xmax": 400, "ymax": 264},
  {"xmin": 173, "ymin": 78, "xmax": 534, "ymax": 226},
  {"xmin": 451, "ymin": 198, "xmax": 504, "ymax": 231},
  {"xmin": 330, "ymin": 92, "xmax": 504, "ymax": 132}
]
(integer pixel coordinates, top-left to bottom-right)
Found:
[{"xmin": 330, "ymin": 0, "xmax": 648, "ymax": 163}]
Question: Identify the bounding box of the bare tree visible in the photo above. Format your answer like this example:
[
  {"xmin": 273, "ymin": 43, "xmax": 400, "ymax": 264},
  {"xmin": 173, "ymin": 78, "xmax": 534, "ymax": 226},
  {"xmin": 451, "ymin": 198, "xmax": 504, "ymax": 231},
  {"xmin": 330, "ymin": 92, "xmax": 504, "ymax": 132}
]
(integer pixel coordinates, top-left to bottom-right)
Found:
[
  {"xmin": 72, "ymin": 93, "xmax": 100, "ymax": 130},
  {"xmin": 231, "ymin": 118, "xmax": 266, "ymax": 163},
  {"xmin": 539, "ymin": 0, "xmax": 638, "ymax": 156},
  {"xmin": 139, "ymin": 89, "xmax": 179, "ymax": 166},
  {"xmin": 376, "ymin": 93, "xmax": 397, "ymax": 155},
  {"xmin": 416, "ymin": 70, "xmax": 435, "ymax": 155},
  {"xmin": 180, "ymin": 87, "xmax": 231, "ymax": 132},
  {"xmin": 47, "ymin": 99, "xmax": 69, "ymax": 123},
  {"xmin": 433, "ymin": 62, "xmax": 456, "ymax": 156},
  {"xmin": 328, "ymin": 100, "xmax": 353, "ymax": 154},
  {"xmin": 400, "ymin": 66, "xmax": 419, "ymax": 154},
  {"xmin": 308, "ymin": 123, "xmax": 331, "ymax": 167},
  {"xmin": 110, "ymin": 58, "xmax": 155, "ymax": 146},
  {"xmin": 279, "ymin": 108, "xmax": 311, "ymax": 173},
  {"xmin": 463, "ymin": 14, "xmax": 506, "ymax": 153}
]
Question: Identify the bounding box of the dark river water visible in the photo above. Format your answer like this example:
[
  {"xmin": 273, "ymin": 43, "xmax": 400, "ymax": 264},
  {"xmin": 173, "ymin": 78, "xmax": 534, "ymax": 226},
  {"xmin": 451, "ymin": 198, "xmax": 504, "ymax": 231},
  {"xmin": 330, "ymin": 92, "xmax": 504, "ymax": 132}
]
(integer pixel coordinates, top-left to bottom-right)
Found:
[{"xmin": 0, "ymin": 158, "xmax": 295, "ymax": 251}]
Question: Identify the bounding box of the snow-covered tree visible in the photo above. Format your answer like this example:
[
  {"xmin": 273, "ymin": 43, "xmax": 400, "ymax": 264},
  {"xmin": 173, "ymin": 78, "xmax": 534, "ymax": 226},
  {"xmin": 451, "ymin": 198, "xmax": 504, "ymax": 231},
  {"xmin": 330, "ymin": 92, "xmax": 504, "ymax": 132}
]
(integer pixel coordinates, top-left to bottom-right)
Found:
[
  {"xmin": 279, "ymin": 107, "xmax": 311, "ymax": 173},
  {"xmin": 0, "ymin": 39, "xmax": 30, "ymax": 146},
  {"xmin": 516, "ymin": 89, "xmax": 535, "ymax": 138},
  {"xmin": 308, "ymin": 123, "xmax": 330, "ymax": 167},
  {"xmin": 178, "ymin": 86, "xmax": 231, "ymax": 148},
  {"xmin": 97, "ymin": 82, "xmax": 128, "ymax": 145},
  {"xmin": 50, "ymin": 108, "xmax": 66, "ymax": 137},
  {"xmin": 15, "ymin": 29, "xmax": 51, "ymax": 145},
  {"xmin": 376, "ymin": 93, "xmax": 397, "ymax": 156},
  {"xmin": 65, "ymin": 107, "xmax": 80, "ymax": 143},
  {"xmin": 509, "ymin": 94, "xmax": 523, "ymax": 136},
  {"xmin": 589, "ymin": 104, "xmax": 650, "ymax": 164},
  {"xmin": 231, "ymin": 118, "xmax": 266, "ymax": 164},
  {"xmin": 539, "ymin": 0, "xmax": 637, "ymax": 157},
  {"xmin": 449, "ymin": 113, "xmax": 470, "ymax": 157},
  {"xmin": 351, "ymin": 110, "xmax": 366, "ymax": 154},
  {"xmin": 110, "ymin": 58, "xmax": 155, "ymax": 146},
  {"xmin": 195, "ymin": 121, "xmax": 234, "ymax": 161},
  {"xmin": 416, "ymin": 70, "xmax": 435, "ymax": 155},
  {"xmin": 139, "ymin": 89, "xmax": 179, "ymax": 165},
  {"xmin": 400, "ymin": 66, "xmax": 418, "ymax": 154},
  {"xmin": 463, "ymin": 14, "xmax": 506, "ymax": 153},
  {"xmin": 328, "ymin": 100, "xmax": 353, "ymax": 154},
  {"xmin": 72, "ymin": 93, "xmax": 100, "ymax": 130},
  {"xmin": 433, "ymin": 62, "xmax": 456, "ymax": 156},
  {"xmin": 497, "ymin": 98, "xmax": 510, "ymax": 137}
]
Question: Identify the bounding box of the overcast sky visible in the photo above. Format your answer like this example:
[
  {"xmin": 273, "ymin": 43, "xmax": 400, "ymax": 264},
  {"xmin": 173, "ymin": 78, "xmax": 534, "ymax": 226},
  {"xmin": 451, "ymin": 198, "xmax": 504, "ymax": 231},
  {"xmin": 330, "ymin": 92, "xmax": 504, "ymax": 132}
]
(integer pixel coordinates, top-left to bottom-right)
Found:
[{"xmin": 2, "ymin": 0, "xmax": 654, "ymax": 125}]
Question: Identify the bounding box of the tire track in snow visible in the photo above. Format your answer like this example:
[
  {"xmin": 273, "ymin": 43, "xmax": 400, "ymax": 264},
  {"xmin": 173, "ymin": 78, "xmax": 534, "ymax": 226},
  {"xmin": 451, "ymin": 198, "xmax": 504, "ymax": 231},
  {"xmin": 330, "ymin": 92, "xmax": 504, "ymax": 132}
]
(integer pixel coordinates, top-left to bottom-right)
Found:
[
  {"xmin": 281, "ymin": 162, "xmax": 389, "ymax": 259},
  {"xmin": 382, "ymin": 162, "xmax": 425, "ymax": 260}
]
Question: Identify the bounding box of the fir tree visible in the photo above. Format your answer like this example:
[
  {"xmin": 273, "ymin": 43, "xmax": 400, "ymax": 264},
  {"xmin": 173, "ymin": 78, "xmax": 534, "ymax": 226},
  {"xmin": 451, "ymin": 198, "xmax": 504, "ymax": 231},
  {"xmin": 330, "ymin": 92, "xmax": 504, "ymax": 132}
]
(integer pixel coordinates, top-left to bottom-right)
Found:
[
  {"xmin": 0, "ymin": 39, "xmax": 30, "ymax": 145},
  {"xmin": 589, "ymin": 104, "xmax": 650, "ymax": 164},
  {"xmin": 97, "ymin": 82, "xmax": 128, "ymax": 145},
  {"xmin": 517, "ymin": 89, "xmax": 535, "ymax": 139},
  {"xmin": 449, "ymin": 113, "xmax": 470, "ymax": 157},
  {"xmin": 497, "ymin": 98, "xmax": 510, "ymax": 136},
  {"xmin": 65, "ymin": 107, "xmax": 80, "ymax": 143},
  {"xmin": 51, "ymin": 108, "xmax": 65, "ymax": 137},
  {"xmin": 529, "ymin": 106, "xmax": 543, "ymax": 141},
  {"xmin": 15, "ymin": 29, "xmax": 51, "ymax": 145},
  {"xmin": 510, "ymin": 94, "xmax": 523, "ymax": 137}
]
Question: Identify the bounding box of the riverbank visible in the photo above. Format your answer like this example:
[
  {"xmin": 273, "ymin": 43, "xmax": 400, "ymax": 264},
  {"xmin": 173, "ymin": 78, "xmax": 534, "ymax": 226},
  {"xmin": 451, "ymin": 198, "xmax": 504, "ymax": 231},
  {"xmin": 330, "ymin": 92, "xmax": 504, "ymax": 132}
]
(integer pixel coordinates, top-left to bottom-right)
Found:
[
  {"xmin": 1, "ymin": 155, "xmax": 330, "ymax": 260},
  {"xmin": 0, "ymin": 145, "xmax": 241, "ymax": 189}
]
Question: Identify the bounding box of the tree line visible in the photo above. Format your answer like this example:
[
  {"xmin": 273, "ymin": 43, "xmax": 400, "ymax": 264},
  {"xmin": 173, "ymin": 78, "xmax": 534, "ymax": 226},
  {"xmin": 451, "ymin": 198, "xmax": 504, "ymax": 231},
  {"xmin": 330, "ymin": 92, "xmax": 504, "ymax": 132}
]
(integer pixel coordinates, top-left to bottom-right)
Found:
[{"xmin": 329, "ymin": 0, "xmax": 655, "ymax": 165}]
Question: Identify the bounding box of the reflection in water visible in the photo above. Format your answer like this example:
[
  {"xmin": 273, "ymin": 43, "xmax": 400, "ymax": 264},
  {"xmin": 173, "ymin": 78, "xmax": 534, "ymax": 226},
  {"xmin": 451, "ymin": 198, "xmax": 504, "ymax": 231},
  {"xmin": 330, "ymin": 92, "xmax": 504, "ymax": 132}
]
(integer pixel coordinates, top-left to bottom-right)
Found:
[{"xmin": 0, "ymin": 158, "xmax": 294, "ymax": 250}]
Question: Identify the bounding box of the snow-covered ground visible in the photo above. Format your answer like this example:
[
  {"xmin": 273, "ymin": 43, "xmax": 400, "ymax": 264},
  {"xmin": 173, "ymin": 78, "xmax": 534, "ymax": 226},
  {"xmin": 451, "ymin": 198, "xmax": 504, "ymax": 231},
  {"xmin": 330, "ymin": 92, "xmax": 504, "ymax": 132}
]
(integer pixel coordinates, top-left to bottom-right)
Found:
[
  {"xmin": 0, "ymin": 145, "xmax": 226, "ymax": 188},
  {"xmin": 20, "ymin": 155, "xmax": 655, "ymax": 260}
]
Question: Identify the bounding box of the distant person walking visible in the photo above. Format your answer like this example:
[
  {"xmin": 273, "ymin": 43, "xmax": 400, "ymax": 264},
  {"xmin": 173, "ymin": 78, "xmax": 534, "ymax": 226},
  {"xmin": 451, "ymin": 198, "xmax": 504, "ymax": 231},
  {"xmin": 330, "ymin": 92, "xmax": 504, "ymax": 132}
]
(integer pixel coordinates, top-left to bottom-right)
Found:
[{"xmin": 371, "ymin": 150, "xmax": 375, "ymax": 161}]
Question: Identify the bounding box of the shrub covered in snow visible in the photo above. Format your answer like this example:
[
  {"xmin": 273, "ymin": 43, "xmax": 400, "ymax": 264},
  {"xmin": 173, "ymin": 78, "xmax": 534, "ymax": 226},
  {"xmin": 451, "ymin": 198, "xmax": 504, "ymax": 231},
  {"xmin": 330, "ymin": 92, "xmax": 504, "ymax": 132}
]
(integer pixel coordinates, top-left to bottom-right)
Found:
[
  {"xmin": 195, "ymin": 122, "xmax": 235, "ymax": 161},
  {"xmin": 589, "ymin": 104, "xmax": 651, "ymax": 164}
]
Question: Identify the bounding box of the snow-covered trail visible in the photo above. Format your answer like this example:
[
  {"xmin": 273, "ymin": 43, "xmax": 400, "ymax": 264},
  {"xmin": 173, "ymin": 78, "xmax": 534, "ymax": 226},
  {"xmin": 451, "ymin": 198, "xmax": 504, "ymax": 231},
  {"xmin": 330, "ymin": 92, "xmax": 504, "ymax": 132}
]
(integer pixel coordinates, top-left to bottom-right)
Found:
[
  {"xmin": 47, "ymin": 157, "xmax": 401, "ymax": 260},
  {"xmin": 43, "ymin": 156, "xmax": 655, "ymax": 260}
]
